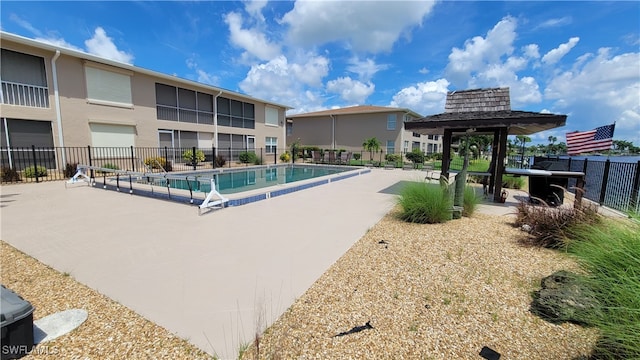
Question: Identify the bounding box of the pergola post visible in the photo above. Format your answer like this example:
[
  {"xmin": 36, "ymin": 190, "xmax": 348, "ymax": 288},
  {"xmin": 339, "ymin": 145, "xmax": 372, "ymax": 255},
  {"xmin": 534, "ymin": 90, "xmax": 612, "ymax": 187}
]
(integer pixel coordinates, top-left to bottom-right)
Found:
[
  {"xmin": 488, "ymin": 130, "xmax": 500, "ymax": 194},
  {"xmin": 493, "ymin": 127, "xmax": 508, "ymax": 202},
  {"xmin": 441, "ymin": 129, "xmax": 453, "ymax": 180}
]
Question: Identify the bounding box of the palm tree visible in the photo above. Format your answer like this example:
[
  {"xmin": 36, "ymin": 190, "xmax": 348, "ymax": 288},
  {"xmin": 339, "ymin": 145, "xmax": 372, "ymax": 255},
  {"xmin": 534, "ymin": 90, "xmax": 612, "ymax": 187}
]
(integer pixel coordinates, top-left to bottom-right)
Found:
[
  {"xmin": 547, "ymin": 136, "xmax": 557, "ymax": 154},
  {"xmin": 515, "ymin": 135, "xmax": 531, "ymax": 168},
  {"xmin": 362, "ymin": 137, "xmax": 381, "ymax": 161}
]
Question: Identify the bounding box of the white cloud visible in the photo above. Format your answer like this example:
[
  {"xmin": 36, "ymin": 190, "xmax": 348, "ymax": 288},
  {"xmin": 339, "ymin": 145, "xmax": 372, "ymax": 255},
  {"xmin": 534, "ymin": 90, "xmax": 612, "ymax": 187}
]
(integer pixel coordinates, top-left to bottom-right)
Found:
[
  {"xmin": 541, "ymin": 37, "xmax": 579, "ymax": 65},
  {"xmin": 239, "ymin": 54, "xmax": 330, "ymax": 112},
  {"xmin": 84, "ymin": 27, "xmax": 134, "ymax": 64},
  {"xmin": 544, "ymin": 48, "xmax": 640, "ymax": 144},
  {"xmin": 419, "ymin": 67, "xmax": 429, "ymax": 75},
  {"xmin": 445, "ymin": 16, "xmax": 517, "ymax": 86},
  {"xmin": 244, "ymin": 0, "xmax": 267, "ymax": 23},
  {"xmin": 35, "ymin": 36, "xmax": 83, "ymax": 52},
  {"xmin": 290, "ymin": 56, "xmax": 330, "ymax": 86},
  {"xmin": 444, "ymin": 16, "xmax": 541, "ymax": 107},
  {"xmin": 224, "ymin": 11, "xmax": 280, "ymax": 62},
  {"xmin": 346, "ymin": 57, "xmax": 389, "ymax": 82},
  {"xmin": 389, "ymin": 78, "xmax": 450, "ymax": 115},
  {"xmin": 10, "ymin": 13, "xmax": 43, "ymax": 37},
  {"xmin": 326, "ymin": 77, "xmax": 375, "ymax": 104},
  {"xmin": 280, "ymin": 1, "xmax": 436, "ymax": 53},
  {"xmin": 522, "ymin": 44, "xmax": 540, "ymax": 59},
  {"xmin": 535, "ymin": 16, "xmax": 572, "ymax": 30},
  {"xmin": 10, "ymin": 13, "xmax": 83, "ymax": 51},
  {"xmin": 186, "ymin": 57, "xmax": 220, "ymax": 86}
]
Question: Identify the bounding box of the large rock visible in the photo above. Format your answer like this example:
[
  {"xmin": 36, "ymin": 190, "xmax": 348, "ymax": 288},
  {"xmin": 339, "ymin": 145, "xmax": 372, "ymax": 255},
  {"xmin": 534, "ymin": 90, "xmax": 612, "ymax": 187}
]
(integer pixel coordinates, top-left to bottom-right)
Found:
[{"xmin": 530, "ymin": 270, "xmax": 599, "ymax": 325}]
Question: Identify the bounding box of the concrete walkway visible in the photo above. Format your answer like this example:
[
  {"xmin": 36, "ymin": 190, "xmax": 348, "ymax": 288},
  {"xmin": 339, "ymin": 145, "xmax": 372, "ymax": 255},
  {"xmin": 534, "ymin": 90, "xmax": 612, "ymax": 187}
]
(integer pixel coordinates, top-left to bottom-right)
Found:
[{"xmin": 0, "ymin": 168, "xmax": 518, "ymax": 359}]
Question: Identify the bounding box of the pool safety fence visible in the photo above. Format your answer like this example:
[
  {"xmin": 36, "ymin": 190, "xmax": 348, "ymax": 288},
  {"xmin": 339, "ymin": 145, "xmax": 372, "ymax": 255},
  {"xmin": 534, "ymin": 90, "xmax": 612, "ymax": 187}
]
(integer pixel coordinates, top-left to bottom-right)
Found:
[
  {"xmin": 66, "ymin": 164, "xmax": 370, "ymax": 214},
  {"xmin": 67, "ymin": 165, "xmax": 229, "ymax": 214}
]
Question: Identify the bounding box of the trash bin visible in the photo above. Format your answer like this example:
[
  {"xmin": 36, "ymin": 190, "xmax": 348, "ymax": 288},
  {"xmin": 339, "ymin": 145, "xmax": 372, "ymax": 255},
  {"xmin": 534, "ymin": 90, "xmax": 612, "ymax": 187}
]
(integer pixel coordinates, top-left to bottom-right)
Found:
[
  {"xmin": 1, "ymin": 285, "xmax": 34, "ymax": 360},
  {"xmin": 529, "ymin": 161, "xmax": 569, "ymax": 206}
]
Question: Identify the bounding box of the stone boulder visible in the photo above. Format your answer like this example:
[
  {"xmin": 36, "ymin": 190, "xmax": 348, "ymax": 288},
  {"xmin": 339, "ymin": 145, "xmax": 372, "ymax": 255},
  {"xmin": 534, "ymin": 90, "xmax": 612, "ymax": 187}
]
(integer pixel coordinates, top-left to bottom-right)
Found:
[{"xmin": 530, "ymin": 270, "xmax": 599, "ymax": 324}]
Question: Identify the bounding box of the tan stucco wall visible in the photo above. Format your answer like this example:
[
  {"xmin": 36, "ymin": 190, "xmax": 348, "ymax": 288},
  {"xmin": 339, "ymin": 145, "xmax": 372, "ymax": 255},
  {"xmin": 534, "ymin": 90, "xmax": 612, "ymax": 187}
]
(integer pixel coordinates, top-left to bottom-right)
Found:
[
  {"xmin": 288, "ymin": 112, "xmax": 403, "ymax": 152},
  {"xmin": 1, "ymin": 37, "xmax": 287, "ymax": 151}
]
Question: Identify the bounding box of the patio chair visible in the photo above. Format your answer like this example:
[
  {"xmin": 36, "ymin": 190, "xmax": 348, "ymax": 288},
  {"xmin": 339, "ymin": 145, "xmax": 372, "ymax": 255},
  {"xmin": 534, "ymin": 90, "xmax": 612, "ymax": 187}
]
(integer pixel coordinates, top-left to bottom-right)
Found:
[
  {"xmin": 337, "ymin": 152, "xmax": 351, "ymax": 165},
  {"xmin": 423, "ymin": 163, "xmax": 438, "ymax": 182},
  {"xmin": 312, "ymin": 151, "xmax": 323, "ymax": 163},
  {"xmin": 326, "ymin": 151, "xmax": 336, "ymax": 164}
]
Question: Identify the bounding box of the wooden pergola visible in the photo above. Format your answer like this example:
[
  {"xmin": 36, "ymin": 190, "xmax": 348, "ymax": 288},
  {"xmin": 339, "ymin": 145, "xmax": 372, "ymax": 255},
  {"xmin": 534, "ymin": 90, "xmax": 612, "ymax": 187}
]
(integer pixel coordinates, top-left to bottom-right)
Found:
[{"xmin": 405, "ymin": 88, "xmax": 567, "ymax": 203}]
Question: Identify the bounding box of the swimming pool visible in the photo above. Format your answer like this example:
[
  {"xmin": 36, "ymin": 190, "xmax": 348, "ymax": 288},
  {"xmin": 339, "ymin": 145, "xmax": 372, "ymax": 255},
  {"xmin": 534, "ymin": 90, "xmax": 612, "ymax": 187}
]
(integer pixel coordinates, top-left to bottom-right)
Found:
[{"xmin": 162, "ymin": 164, "xmax": 354, "ymax": 194}]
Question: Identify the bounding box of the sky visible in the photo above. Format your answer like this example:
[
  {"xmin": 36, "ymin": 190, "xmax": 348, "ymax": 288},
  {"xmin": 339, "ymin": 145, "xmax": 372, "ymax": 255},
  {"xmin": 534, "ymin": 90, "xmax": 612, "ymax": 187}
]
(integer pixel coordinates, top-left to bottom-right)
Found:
[{"xmin": 1, "ymin": 1, "xmax": 639, "ymax": 146}]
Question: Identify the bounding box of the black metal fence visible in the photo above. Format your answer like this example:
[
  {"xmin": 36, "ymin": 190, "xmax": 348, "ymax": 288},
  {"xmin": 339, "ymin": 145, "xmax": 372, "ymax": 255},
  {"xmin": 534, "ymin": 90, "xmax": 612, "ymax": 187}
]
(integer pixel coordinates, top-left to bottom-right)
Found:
[
  {"xmin": 0, "ymin": 145, "xmax": 298, "ymax": 183},
  {"xmin": 0, "ymin": 145, "xmax": 464, "ymax": 184},
  {"xmin": 534, "ymin": 156, "xmax": 640, "ymax": 214}
]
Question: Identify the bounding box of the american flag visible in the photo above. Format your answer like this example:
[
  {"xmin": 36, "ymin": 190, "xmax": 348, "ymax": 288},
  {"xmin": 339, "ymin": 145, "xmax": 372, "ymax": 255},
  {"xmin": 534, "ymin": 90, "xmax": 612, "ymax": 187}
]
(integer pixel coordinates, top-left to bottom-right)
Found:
[{"xmin": 566, "ymin": 124, "xmax": 615, "ymax": 155}]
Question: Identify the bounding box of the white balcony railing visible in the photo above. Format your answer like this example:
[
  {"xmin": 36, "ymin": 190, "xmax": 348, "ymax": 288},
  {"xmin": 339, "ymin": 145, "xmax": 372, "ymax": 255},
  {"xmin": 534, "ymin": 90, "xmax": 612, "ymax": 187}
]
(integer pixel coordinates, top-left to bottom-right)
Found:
[{"xmin": 1, "ymin": 81, "xmax": 50, "ymax": 108}]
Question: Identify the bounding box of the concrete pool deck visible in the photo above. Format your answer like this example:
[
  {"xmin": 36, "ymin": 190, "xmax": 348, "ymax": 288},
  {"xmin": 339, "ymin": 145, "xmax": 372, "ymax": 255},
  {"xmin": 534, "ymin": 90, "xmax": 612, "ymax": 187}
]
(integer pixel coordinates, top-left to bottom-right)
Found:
[{"xmin": 1, "ymin": 168, "xmax": 519, "ymax": 359}]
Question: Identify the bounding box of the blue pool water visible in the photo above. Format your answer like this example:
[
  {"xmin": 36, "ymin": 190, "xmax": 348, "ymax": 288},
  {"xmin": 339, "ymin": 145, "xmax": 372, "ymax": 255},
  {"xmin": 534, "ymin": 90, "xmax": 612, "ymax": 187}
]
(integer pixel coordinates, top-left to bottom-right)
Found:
[{"xmin": 164, "ymin": 164, "xmax": 351, "ymax": 194}]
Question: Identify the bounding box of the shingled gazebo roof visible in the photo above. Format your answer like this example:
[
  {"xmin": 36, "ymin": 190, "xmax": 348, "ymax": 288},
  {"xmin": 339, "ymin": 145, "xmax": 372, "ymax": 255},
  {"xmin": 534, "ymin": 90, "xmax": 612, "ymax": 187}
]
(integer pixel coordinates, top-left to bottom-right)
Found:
[
  {"xmin": 403, "ymin": 87, "xmax": 568, "ymax": 203},
  {"xmin": 404, "ymin": 88, "xmax": 566, "ymax": 135}
]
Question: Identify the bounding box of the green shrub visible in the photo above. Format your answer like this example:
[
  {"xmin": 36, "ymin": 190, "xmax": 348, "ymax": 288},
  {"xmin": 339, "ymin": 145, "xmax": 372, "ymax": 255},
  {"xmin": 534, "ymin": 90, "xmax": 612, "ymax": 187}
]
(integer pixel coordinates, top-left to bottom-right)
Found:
[
  {"xmin": 24, "ymin": 165, "xmax": 48, "ymax": 178},
  {"xmin": 462, "ymin": 186, "xmax": 481, "ymax": 217},
  {"xmin": 182, "ymin": 149, "xmax": 205, "ymax": 164},
  {"xmin": 385, "ymin": 153, "xmax": 402, "ymax": 163},
  {"xmin": 280, "ymin": 151, "xmax": 291, "ymax": 162},
  {"xmin": 239, "ymin": 151, "xmax": 258, "ymax": 164},
  {"xmin": 405, "ymin": 149, "xmax": 425, "ymax": 164},
  {"xmin": 502, "ymin": 174, "xmax": 525, "ymax": 189},
  {"xmin": 1, "ymin": 167, "xmax": 21, "ymax": 182},
  {"xmin": 144, "ymin": 156, "xmax": 167, "ymax": 169},
  {"xmin": 352, "ymin": 153, "xmax": 361, "ymax": 161},
  {"xmin": 397, "ymin": 182, "xmax": 453, "ymax": 224},
  {"xmin": 431, "ymin": 152, "xmax": 443, "ymax": 161},
  {"xmin": 214, "ymin": 155, "xmax": 226, "ymax": 167},
  {"xmin": 567, "ymin": 220, "xmax": 640, "ymax": 359},
  {"xmin": 64, "ymin": 163, "xmax": 78, "ymax": 178}
]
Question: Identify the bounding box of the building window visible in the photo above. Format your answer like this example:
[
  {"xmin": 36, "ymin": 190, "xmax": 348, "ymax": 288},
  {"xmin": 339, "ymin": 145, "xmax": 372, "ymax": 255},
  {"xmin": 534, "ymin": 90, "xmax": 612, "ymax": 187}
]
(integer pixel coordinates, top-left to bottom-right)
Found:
[
  {"xmin": 387, "ymin": 114, "xmax": 396, "ymax": 130},
  {"xmin": 412, "ymin": 132, "xmax": 421, "ymax": 138},
  {"xmin": 216, "ymin": 96, "xmax": 255, "ymax": 129},
  {"xmin": 265, "ymin": 107, "xmax": 279, "ymax": 126},
  {"xmin": 1, "ymin": 49, "xmax": 49, "ymax": 108},
  {"xmin": 403, "ymin": 141, "xmax": 409, "ymax": 153},
  {"xmin": 386, "ymin": 140, "xmax": 395, "ymax": 154},
  {"xmin": 85, "ymin": 65, "xmax": 132, "ymax": 106},
  {"xmin": 156, "ymin": 83, "xmax": 215, "ymax": 125},
  {"xmin": 265, "ymin": 137, "xmax": 277, "ymax": 154},
  {"xmin": 286, "ymin": 122, "xmax": 293, "ymax": 136},
  {"xmin": 433, "ymin": 135, "xmax": 439, "ymax": 141}
]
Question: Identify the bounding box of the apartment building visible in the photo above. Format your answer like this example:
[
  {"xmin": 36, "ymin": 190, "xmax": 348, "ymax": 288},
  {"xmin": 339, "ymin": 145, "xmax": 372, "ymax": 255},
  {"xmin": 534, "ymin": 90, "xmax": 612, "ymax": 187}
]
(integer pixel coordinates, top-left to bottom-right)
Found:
[
  {"xmin": 0, "ymin": 31, "xmax": 290, "ymax": 168},
  {"xmin": 286, "ymin": 105, "xmax": 442, "ymax": 157}
]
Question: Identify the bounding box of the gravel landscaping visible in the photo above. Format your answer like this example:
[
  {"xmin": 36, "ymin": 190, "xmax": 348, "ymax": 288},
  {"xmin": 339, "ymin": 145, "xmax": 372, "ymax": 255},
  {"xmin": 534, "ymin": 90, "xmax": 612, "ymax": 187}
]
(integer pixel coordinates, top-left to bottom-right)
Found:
[
  {"xmin": 242, "ymin": 210, "xmax": 598, "ymax": 359},
  {"xmin": 2, "ymin": 207, "xmax": 598, "ymax": 359},
  {"xmin": 0, "ymin": 241, "xmax": 214, "ymax": 360}
]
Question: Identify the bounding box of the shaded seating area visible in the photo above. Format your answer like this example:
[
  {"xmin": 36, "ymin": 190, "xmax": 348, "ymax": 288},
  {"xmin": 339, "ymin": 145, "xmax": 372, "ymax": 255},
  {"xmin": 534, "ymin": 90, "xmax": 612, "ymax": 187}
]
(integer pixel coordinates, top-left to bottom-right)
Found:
[{"xmin": 405, "ymin": 87, "xmax": 576, "ymax": 203}]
